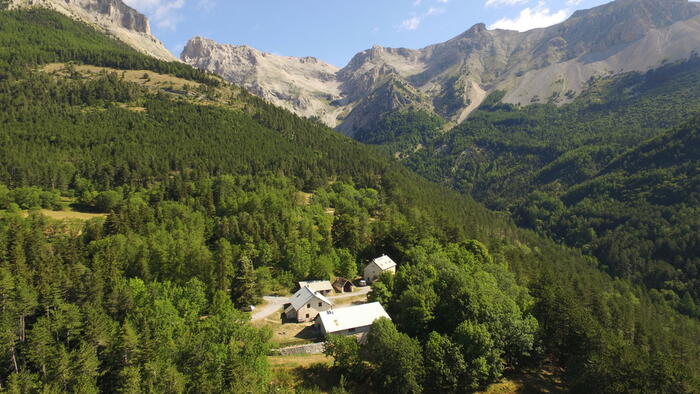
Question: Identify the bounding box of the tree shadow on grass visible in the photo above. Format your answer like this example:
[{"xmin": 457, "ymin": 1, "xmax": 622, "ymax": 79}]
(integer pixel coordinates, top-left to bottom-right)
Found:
[
  {"xmin": 496, "ymin": 361, "xmax": 567, "ymax": 394},
  {"xmin": 292, "ymin": 363, "xmax": 340, "ymax": 392}
]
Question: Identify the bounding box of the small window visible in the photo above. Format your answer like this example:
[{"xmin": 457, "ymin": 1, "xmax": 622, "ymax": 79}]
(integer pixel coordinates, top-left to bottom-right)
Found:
[
  {"xmin": 318, "ymin": 302, "xmax": 322, "ymax": 307},
  {"xmin": 306, "ymin": 314, "xmax": 310, "ymax": 318},
  {"xmin": 307, "ymin": 303, "xmax": 311, "ymax": 308}
]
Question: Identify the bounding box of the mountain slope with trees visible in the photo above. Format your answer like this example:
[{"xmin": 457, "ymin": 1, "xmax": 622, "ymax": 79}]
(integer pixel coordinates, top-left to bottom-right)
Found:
[
  {"xmin": 0, "ymin": 9, "xmax": 699, "ymax": 393},
  {"xmin": 3, "ymin": 0, "xmax": 177, "ymax": 61},
  {"xmin": 401, "ymin": 56, "xmax": 700, "ymax": 319}
]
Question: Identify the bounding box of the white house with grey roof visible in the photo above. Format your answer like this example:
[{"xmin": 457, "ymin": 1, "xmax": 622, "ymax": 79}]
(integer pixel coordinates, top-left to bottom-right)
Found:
[
  {"xmin": 315, "ymin": 302, "xmax": 391, "ymax": 337},
  {"xmin": 364, "ymin": 255, "xmax": 397, "ymax": 282},
  {"xmin": 298, "ymin": 280, "xmax": 334, "ymax": 296},
  {"xmin": 284, "ymin": 286, "xmax": 334, "ymax": 323}
]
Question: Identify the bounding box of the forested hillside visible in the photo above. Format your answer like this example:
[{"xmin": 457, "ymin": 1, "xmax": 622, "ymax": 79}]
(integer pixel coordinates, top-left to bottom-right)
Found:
[
  {"xmin": 0, "ymin": 9, "xmax": 699, "ymax": 393},
  {"xmin": 402, "ymin": 57, "xmax": 700, "ymax": 318},
  {"xmin": 552, "ymin": 121, "xmax": 700, "ymax": 316}
]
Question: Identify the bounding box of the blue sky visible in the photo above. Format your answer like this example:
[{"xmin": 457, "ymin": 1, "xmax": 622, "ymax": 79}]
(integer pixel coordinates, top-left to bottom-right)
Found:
[{"xmin": 123, "ymin": 0, "xmax": 611, "ymax": 67}]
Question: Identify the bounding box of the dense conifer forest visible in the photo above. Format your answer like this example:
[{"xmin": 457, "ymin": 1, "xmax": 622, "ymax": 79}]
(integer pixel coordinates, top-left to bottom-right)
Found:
[
  {"xmin": 0, "ymin": 9, "xmax": 699, "ymax": 393},
  {"xmin": 396, "ymin": 57, "xmax": 700, "ymax": 320}
]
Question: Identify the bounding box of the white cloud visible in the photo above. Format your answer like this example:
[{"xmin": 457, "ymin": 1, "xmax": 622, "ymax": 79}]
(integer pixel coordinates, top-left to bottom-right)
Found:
[
  {"xmin": 566, "ymin": 0, "xmax": 583, "ymax": 5},
  {"xmin": 196, "ymin": 0, "xmax": 216, "ymax": 11},
  {"xmin": 400, "ymin": 0, "xmax": 449, "ymax": 31},
  {"xmin": 123, "ymin": 0, "xmax": 214, "ymax": 31},
  {"xmin": 489, "ymin": 2, "xmax": 568, "ymax": 31},
  {"xmin": 401, "ymin": 16, "xmax": 422, "ymax": 30},
  {"xmin": 427, "ymin": 7, "xmax": 446, "ymax": 15},
  {"xmin": 415, "ymin": 0, "xmax": 449, "ymax": 7},
  {"xmin": 485, "ymin": 0, "xmax": 529, "ymax": 7}
]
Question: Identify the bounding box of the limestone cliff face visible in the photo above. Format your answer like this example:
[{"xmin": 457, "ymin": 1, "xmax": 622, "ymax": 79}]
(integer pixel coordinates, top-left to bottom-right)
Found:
[
  {"xmin": 180, "ymin": 0, "xmax": 700, "ymax": 136},
  {"xmin": 8, "ymin": 0, "xmax": 177, "ymax": 61},
  {"xmin": 181, "ymin": 37, "xmax": 344, "ymax": 126}
]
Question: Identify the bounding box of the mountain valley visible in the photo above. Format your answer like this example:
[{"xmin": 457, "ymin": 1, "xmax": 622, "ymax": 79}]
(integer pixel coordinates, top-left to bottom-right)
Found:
[{"xmin": 1, "ymin": 1, "xmax": 700, "ymax": 392}]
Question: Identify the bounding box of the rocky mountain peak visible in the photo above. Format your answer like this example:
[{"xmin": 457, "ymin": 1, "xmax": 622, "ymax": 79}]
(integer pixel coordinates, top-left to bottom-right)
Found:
[
  {"xmin": 181, "ymin": 0, "xmax": 700, "ymax": 136},
  {"xmin": 86, "ymin": 0, "xmax": 150, "ymax": 33},
  {"xmin": 299, "ymin": 56, "xmax": 324, "ymax": 64},
  {"xmin": 464, "ymin": 23, "xmax": 488, "ymax": 35},
  {"xmin": 550, "ymin": 0, "xmax": 700, "ymax": 51},
  {"xmin": 7, "ymin": 0, "xmax": 176, "ymax": 61},
  {"xmin": 573, "ymin": 0, "xmax": 700, "ymax": 22},
  {"xmin": 181, "ymin": 36, "xmax": 343, "ymax": 125},
  {"xmin": 182, "ymin": 37, "xmax": 226, "ymax": 59}
]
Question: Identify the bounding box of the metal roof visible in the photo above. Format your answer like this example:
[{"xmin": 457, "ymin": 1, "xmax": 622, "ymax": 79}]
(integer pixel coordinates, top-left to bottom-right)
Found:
[
  {"xmin": 317, "ymin": 302, "xmax": 390, "ymax": 333},
  {"xmin": 289, "ymin": 286, "xmax": 333, "ymax": 311},
  {"xmin": 369, "ymin": 255, "xmax": 397, "ymax": 271},
  {"xmin": 298, "ymin": 280, "xmax": 334, "ymax": 292}
]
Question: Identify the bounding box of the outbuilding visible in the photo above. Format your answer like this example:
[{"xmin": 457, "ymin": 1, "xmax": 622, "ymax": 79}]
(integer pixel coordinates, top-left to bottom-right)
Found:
[
  {"xmin": 284, "ymin": 287, "xmax": 334, "ymax": 323},
  {"xmin": 363, "ymin": 255, "xmax": 397, "ymax": 283},
  {"xmin": 315, "ymin": 302, "xmax": 391, "ymax": 337},
  {"xmin": 332, "ymin": 277, "xmax": 355, "ymax": 293},
  {"xmin": 298, "ymin": 280, "xmax": 334, "ymax": 296}
]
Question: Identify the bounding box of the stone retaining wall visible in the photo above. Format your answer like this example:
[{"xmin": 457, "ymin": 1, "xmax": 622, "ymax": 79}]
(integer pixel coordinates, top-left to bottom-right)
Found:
[{"xmin": 274, "ymin": 342, "xmax": 325, "ymax": 356}]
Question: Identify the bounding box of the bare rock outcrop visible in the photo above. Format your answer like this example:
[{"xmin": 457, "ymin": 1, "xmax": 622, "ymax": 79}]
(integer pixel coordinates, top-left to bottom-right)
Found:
[
  {"xmin": 181, "ymin": 0, "xmax": 700, "ymax": 136},
  {"xmin": 8, "ymin": 0, "xmax": 177, "ymax": 61},
  {"xmin": 181, "ymin": 37, "xmax": 344, "ymax": 126}
]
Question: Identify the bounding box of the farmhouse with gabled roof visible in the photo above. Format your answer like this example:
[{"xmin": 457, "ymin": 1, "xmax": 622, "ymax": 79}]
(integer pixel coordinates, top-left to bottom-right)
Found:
[
  {"xmin": 284, "ymin": 286, "xmax": 333, "ymax": 323},
  {"xmin": 364, "ymin": 254, "xmax": 397, "ymax": 282}
]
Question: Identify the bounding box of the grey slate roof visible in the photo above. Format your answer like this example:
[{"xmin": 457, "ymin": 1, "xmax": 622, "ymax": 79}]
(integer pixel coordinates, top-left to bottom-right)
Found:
[{"xmin": 288, "ymin": 286, "xmax": 333, "ymax": 311}]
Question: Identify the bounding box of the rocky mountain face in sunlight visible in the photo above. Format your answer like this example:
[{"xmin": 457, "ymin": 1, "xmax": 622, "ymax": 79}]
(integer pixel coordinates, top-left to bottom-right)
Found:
[
  {"xmin": 7, "ymin": 0, "xmax": 176, "ymax": 61},
  {"xmin": 182, "ymin": 0, "xmax": 700, "ymax": 135},
  {"xmin": 181, "ymin": 37, "xmax": 345, "ymax": 126}
]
